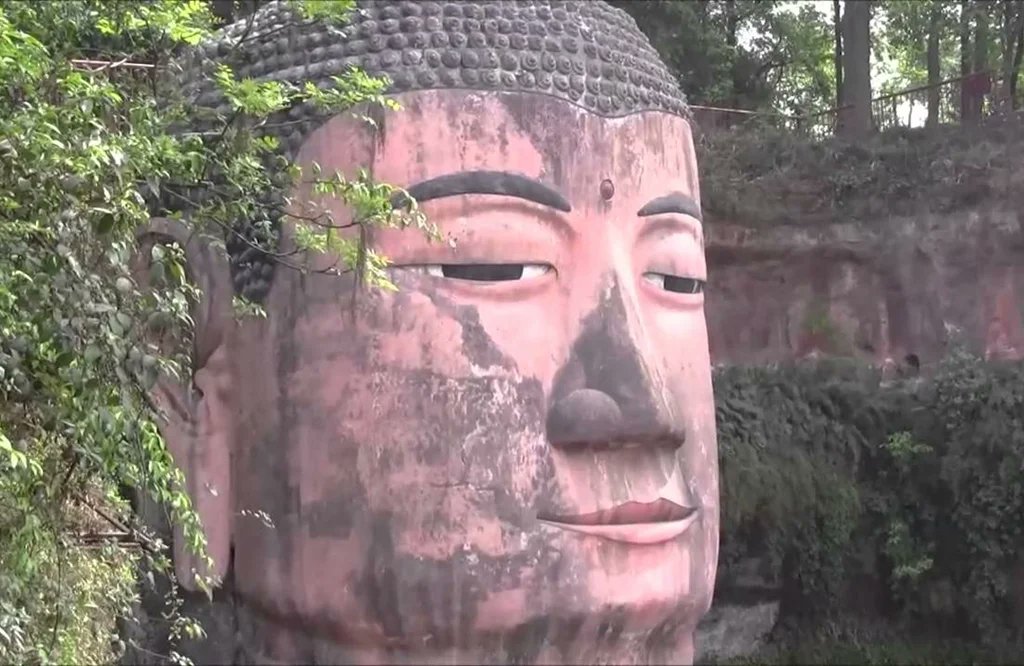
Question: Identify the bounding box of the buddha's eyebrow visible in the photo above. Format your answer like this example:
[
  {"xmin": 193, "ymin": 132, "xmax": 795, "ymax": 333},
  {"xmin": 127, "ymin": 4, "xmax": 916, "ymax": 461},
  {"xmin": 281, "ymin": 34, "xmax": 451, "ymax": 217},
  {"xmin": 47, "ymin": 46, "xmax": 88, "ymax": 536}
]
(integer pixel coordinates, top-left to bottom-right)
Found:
[
  {"xmin": 637, "ymin": 191, "xmax": 702, "ymax": 221},
  {"xmin": 390, "ymin": 170, "xmax": 572, "ymax": 212}
]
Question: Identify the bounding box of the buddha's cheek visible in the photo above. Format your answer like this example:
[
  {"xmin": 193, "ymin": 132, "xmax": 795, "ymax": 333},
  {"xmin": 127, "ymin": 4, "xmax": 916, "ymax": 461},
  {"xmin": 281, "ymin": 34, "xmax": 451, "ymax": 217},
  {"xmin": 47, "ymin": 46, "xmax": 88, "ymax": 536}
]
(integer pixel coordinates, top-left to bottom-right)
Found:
[
  {"xmin": 344, "ymin": 371, "xmax": 550, "ymax": 561},
  {"xmin": 336, "ymin": 286, "xmax": 554, "ymax": 560}
]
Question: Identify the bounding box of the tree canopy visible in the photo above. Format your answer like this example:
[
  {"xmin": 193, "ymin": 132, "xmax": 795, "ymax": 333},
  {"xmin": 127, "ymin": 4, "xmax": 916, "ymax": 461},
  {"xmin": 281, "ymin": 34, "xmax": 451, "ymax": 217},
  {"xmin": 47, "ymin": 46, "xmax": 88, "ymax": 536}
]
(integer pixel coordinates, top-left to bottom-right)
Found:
[{"xmin": 616, "ymin": 0, "xmax": 1024, "ymax": 133}]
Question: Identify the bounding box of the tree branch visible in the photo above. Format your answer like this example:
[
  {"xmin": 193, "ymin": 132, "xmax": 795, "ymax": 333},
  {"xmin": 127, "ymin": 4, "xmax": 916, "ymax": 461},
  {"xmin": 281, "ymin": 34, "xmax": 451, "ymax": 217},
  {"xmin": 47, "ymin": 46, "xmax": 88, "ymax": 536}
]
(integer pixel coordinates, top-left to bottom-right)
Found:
[{"xmin": 76, "ymin": 494, "xmax": 160, "ymax": 556}]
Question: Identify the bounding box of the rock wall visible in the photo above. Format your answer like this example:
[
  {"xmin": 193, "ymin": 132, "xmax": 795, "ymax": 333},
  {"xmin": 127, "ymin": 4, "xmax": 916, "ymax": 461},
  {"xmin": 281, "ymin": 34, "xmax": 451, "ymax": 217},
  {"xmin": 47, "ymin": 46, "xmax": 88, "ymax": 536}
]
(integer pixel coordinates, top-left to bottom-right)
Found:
[
  {"xmin": 697, "ymin": 114, "xmax": 1024, "ymax": 369},
  {"xmin": 704, "ymin": 208, "xmax": 1024, "ymax": 367}
]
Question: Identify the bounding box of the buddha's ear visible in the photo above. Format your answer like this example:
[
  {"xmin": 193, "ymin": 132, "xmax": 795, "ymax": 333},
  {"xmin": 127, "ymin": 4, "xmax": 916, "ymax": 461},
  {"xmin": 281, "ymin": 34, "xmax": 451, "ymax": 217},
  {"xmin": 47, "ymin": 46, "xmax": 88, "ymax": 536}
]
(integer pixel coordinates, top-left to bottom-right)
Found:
[{"xmin": 134, "ymin": 217, "xmax": 235, "ymax": 592}]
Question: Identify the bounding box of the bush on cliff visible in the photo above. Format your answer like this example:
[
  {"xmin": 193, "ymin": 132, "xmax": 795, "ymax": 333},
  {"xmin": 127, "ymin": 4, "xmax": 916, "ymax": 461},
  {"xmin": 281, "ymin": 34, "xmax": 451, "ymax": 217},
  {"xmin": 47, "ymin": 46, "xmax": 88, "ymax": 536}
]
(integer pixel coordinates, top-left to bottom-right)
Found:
[
  {"xmin": 697, "ymin": 115, "xmax": 1024, "ymax": 227},
  {"xmin": 714, "ymin": 346, "xmax": 1024, "ymax": 650},
  {"xmin": 0, "ymin": 2, "xmax": 411, "ymax": 663}
]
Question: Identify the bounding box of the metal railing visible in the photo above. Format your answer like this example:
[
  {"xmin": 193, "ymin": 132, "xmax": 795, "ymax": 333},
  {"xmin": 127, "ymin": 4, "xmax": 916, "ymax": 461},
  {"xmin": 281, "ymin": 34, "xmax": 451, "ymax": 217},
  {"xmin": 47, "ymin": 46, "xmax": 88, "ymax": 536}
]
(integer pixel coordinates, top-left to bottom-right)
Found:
[{"xmin": 693, "ymin": 71, "xmax": 1016, "ymax": 138}]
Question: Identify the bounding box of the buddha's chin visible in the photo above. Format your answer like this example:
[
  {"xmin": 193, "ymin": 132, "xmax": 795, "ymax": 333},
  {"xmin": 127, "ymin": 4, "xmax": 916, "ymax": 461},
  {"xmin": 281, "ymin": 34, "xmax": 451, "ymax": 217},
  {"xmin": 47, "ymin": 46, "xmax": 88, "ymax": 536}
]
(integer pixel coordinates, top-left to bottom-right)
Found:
[
  {"xmin": 233, "ymin": 523, "xmax": 705, "ymax": 663},
  {"xmin": 236, "ymin": 578, "xmax": 703, "ymax": 665},
  {"xmin": 240, "ymin": 610, "xmax": 699, "ymax": 666},
  {"xmin": 313, "ymin": 630, "xmax": 695, "ymax": 666}
]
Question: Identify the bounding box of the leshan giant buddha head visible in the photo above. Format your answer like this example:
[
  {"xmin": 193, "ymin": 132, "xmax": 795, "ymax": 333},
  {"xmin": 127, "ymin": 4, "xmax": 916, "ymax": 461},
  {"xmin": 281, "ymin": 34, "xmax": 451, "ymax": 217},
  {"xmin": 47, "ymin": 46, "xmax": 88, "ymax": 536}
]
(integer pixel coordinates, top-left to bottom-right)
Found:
[{"xmin": 154, "ymin": 1, "xmax": 719, "ymax": 663}]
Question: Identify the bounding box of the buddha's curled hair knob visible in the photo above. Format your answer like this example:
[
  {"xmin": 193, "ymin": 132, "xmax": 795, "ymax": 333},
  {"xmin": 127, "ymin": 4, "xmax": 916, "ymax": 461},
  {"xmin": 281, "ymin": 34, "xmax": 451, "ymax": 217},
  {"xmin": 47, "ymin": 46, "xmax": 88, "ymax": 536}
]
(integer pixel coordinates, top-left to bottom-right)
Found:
[{"xmin": 170, "ymin": 0, "xmax": 690, "ymax": 303}]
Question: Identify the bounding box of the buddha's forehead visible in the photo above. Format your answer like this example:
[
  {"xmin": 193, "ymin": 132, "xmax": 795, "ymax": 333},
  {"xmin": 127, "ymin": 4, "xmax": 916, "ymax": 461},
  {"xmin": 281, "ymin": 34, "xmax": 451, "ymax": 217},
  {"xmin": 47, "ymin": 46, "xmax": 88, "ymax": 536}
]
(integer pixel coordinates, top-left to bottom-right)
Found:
[{"xmin": 301, "ymin": 89, "xmax": 698, "ymax": 204}]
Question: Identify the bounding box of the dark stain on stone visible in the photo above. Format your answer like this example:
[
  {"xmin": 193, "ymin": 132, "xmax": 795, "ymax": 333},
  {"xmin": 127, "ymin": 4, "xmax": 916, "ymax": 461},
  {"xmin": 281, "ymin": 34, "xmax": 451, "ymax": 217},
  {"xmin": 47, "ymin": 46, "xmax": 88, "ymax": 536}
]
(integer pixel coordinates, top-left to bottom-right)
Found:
[
  {"xmin": 497, "ymin": 118, "xmax": 510, "ymax": 157},
  {"xmin": 644, "ymin": 612, "xmax": 689, "ymax": 655},
  {"xmin": 347, "ymin": 525, "xmax": 573, "ymax": 658},
  {"xmin": 260, "ymin": 276, "xmax": 307, "ymax": 568},
  {"xmin": 546, "ymin": 278, "xmax": 675, "ymax": 448},
  {"xmin": 490, "ymin": 485, "xmax": 529, "ymax": 526},
  {"xmin": 416, "ymin": 428, "xmax": 448, "ymax": 468},
  {"xmin": 470, "ymin": 114, "xmax": 486, "ymax": 143},
  {"xmin": 504, "ymin": 616, "xmax": 551, "ymax": 665},
  {"xmin": 605, "ymin": 606, "xmax": 627, "ymax": 645},
  {"xmin": 387, "ymin": 282, "xmax": 415, "ymax": 332},
  {"xmin": 304, "ymin": 497, "xmax": 356, "ymax": 539},
  {"xmin": 546, "ymin": 144, "xmax": 565, "ymax": 190},
  {"xmin": 456, "ymin": 304, "xmax": 509, "ymax": 368},
  {"xmin": 416, "ymin": 576, "xmax": 455, "ymax": 649},
  {"xmin": 544, "ymin": 551, "xmax": 564, "ymax": 588},
  {"xmin": 559, "ymin": 613, "xmax": 587, "ymax": 646},
  {"xmin": 443, "ymin": 91, "xmax": 460, "ymax": 128},
  {"xmin": 498, "ymin": 93, "xmax": 567, "ymax": 180},
  {"xmin": 421, "ymin": 289, "xmax": 515, "ymax": 370},
  {"xmin": 352, "ymin": 366, "xmax": 551, "ymax": 521},
  {"xmin": 363, "ymin": 514, "xmax": 405, "ymax": 638},
  {"xmin": 367, "ymin": 100, "xmax": 388, "ymax": 150}
]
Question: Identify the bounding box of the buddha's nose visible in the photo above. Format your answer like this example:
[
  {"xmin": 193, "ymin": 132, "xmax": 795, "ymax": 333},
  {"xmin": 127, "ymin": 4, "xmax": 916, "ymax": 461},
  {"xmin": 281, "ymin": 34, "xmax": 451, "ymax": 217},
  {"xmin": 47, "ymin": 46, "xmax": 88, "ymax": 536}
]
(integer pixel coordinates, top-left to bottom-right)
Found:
[{"xmin": 545, "ymin": 280, "xmax": 681, "ymax": 450}]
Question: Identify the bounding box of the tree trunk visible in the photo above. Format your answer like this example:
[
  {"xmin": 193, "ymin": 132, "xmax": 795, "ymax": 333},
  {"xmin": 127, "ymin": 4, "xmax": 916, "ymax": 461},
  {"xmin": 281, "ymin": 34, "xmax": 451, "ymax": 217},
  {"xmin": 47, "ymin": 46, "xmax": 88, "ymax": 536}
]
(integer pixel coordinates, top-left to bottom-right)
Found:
[
  {"xmin": 838, "ymin": 0, "xmax": 872, "ymax": 137},
  {"xmin": 961, "ymin": 0, "xmax": 973, "ymax": 120},
  {"xmin": 927, "ymin": 1, "xmax": 942, "ymax": 126},
  {"xmin": 973, "ymin": 3, "xmax": 990, "ymax": 72},
  {"xmin": 834, "ymin": 0, "xmax": 844, "ymax": 110},
  {"xmin": 1005, "ymin": 1, "xmax": 1024, "ymax": 107},
  {"xmin": 995, "ymin": 0, "xmax": 1010, "ymax": 108},
  {"xmin": 725, "ymin": 0, "xmax": 740, "ymax": 108},
  {"xmin": 970, "ymin": 0, "xmax": 990, "ymax": 120},
  {"xmin": 1004, "ymin": 0, "xmax": 1013, "ymax": 63}
]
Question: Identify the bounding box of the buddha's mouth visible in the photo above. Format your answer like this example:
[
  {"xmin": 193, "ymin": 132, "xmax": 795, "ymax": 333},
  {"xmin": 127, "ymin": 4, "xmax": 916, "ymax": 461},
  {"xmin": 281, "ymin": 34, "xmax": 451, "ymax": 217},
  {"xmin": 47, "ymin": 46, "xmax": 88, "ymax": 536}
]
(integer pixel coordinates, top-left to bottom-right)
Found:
[{"xmin": 537, "ymin": 499, "xmax": 698, "ymax": 545}]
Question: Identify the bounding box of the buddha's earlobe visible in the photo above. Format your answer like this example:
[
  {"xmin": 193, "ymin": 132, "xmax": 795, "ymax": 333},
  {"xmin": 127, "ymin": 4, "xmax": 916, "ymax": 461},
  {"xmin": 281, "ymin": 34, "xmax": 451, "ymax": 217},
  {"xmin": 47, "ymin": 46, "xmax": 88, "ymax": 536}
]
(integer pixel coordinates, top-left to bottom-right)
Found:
[{"xmin": 135, "ymin": 218, "xmax": 235, "ymax": 591}]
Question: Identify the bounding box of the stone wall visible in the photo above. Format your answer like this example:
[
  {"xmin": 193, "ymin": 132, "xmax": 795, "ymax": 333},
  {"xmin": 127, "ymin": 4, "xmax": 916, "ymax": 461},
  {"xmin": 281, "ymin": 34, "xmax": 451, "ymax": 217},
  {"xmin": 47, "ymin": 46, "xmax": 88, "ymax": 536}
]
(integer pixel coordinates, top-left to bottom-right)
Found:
[
  {"xmin": 697, "ymin": 113, "xmax": 1024, "ymax": 368},
  {"xmin": 704, "ymin": 209, "xmax": 1024, "ymax": 367}
]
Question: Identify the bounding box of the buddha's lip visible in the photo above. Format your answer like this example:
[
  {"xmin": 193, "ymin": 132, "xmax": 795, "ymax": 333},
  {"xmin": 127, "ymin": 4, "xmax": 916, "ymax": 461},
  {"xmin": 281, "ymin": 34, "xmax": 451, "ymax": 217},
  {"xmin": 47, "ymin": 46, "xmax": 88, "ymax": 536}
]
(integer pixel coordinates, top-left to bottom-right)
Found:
[{"xmin": 537, "ymin": 499, "xmax": 698, "ymax": 545}]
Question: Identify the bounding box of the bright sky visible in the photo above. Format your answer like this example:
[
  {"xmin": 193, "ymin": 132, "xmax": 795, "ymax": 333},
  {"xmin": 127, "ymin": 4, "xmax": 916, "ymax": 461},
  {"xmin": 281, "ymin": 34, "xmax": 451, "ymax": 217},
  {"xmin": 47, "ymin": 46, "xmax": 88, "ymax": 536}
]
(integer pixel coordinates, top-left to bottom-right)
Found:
[
  {"xmin": 777, "ymin": 0, "xmax": 835, "ymax": 17},
  {"xmin": 746, "ymin": 0, "xmax": 928, "ymax": 126}
]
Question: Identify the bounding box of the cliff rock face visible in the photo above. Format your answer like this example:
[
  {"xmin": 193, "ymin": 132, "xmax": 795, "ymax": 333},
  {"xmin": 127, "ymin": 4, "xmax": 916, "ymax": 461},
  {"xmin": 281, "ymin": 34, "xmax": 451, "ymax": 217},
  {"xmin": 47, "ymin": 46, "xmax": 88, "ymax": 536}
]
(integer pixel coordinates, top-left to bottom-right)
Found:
[
  {"xmin": 704, "ymin": 208, "xmax": 1024, "ymax": 368},
  {"xmin": 696, "ymin": 115, "xmax": 1024, "ymax": 369}
]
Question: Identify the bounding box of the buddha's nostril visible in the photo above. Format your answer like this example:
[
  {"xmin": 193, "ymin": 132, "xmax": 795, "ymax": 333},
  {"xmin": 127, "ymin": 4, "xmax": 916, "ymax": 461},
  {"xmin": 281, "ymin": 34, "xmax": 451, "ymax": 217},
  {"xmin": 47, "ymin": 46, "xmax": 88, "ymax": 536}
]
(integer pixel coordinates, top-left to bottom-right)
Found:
[{"xmin": 546, "ymin": 388, "xmax": 622, "ymax": 447}]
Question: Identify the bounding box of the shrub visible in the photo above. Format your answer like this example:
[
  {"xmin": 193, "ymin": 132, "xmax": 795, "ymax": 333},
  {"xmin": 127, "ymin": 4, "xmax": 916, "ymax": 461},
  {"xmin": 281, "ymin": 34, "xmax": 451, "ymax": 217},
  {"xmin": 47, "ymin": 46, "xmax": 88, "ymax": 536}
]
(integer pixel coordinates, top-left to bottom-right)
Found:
[
  {"xmin": 715, "ymin": 348, "xmax": 1024, "ymax": 646},
  {"xmin": 0, "ymin": 2, "xmax": 422, "ymax": 663}
]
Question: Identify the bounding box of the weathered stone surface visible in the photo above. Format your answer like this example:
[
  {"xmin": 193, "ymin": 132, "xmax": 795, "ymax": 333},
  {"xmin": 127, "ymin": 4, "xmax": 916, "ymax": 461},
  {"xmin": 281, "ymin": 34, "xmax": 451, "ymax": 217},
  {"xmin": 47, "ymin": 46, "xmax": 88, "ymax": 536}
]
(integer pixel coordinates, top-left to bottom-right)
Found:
[
  {"xmin": 695, "ymin": 600, "xmax": 779, "ymax": 664},
  {"xmin": 705, "ymin": 208, "xmax": 1024, "ymax": 366},
  {"xmin": 694, "ymin": 556, "xmax": 781, "ymax": 664},
  {"xmin": 140, "ymin": 2, "xmax": 719, "ymax": 663}
]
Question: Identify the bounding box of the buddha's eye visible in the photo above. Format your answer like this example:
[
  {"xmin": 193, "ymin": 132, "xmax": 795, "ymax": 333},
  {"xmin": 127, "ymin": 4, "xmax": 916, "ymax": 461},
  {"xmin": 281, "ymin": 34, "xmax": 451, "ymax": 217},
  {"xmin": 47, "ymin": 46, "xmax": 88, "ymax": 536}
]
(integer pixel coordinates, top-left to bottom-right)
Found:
[
  {"xmin": 643, "ymin": 272, "xmax": 705, "ymax": 294},
  {"xmin": 405, "ymin": 263, "xmax": 552, "ymax": 282}
]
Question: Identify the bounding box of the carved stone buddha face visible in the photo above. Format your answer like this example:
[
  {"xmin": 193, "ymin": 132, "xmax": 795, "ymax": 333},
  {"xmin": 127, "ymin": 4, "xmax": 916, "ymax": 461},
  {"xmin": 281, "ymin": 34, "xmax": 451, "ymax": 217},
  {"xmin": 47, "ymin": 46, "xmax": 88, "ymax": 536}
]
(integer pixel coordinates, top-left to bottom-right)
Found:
[{"xmin": 156, "ymin": 2, "xmax": 718, "ymax": 664}]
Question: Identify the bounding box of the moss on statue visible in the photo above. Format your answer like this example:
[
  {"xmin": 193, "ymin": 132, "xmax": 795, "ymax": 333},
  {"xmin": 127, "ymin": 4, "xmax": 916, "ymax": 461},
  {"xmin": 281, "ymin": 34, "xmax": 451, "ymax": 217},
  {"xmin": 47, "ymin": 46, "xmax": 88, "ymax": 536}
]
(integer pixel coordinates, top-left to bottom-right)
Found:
[{"xmin": 714, "ymin": 347, "xmax": 1024, "ymax": 653}]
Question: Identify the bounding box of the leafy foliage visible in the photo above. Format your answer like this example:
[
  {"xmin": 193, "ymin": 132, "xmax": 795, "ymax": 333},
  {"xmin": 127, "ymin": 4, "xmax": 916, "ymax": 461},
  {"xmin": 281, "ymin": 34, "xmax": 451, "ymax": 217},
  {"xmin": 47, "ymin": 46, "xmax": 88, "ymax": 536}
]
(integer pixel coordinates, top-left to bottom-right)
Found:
[
  {"xmin": 715, "ymin": 347, "xmax": 1024, "ymax": 650},
  {"xmin": 610, "ymin": 0, "xmax": 754, "ymax": 106},
  {"xmin": 697, "ymin": 112, "xmax": 1024, "ymax": 226},
  {"xmin": 877, "ymin": 1, "xmax": 960, "ymax": 93},
  {"xmin": 762, "ymin": 5, "xmax": 837, "ymax": 118},
  {"xmin": 616, "ymin": 1, "xmax": 1024, "ymax": 132},
  {"xmin": 715, "ymin": 360, "xmax": 888, "ymax": 616},
  {"xmin": 612, "ymin": 0, "xmax": 836, "ymax": 115},
  {"xmin": 0, "ymin": 1, "xmax": 428, "ymax": 663}
]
